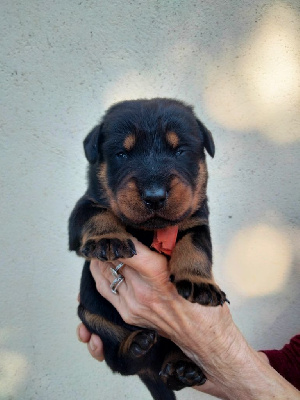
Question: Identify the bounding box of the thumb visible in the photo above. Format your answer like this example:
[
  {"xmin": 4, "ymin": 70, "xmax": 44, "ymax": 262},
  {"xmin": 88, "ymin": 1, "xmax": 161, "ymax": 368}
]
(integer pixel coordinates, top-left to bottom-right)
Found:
[{"xmin": 119, "ymin": 238, "xmax": 170, "ymax": 281}]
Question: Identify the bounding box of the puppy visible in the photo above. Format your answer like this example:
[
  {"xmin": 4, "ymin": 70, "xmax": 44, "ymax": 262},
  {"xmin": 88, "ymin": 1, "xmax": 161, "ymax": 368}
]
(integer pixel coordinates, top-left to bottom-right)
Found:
[{"xmin": 69, "ymin": 98, "xmax": 227, "ymax": 400}]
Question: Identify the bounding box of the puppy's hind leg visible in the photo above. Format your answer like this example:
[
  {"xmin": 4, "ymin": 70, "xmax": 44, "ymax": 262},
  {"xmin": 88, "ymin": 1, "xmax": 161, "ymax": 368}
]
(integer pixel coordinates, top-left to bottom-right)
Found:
[
  {"xmin": 159, "ymin": 349, "xmax": 206, "ymax": 391},
  {"xmin": 139, "ymin": 372, "xmax": 176, "ymax": 400},
  {"xmin": 78, "ymin": 305, "xmax": 156, "ymax": 375}
]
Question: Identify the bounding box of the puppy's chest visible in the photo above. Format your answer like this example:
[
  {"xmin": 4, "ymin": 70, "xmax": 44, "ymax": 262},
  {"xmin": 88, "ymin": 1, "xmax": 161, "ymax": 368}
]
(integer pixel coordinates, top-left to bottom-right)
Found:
[{"xmin": 125, "ymin": 225, "xmax": 180, "ymax": 257}]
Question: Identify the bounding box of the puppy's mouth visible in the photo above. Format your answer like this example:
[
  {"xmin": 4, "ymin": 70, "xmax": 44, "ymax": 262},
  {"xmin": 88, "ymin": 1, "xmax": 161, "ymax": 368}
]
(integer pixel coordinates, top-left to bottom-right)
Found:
[{"xmin": 119, "ymin": 209, "xmax": 192, "ymax": 230}]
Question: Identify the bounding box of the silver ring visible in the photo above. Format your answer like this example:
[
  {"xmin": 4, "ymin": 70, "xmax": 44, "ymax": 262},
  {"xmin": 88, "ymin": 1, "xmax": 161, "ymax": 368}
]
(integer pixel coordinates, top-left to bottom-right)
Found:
[
  {"xmin": 110, "ymin": 275, "xmax": 125, "ymax": 295},
  {"xmin": 110, "ymin": 262, "xmax": 124, "ymax": 277}
]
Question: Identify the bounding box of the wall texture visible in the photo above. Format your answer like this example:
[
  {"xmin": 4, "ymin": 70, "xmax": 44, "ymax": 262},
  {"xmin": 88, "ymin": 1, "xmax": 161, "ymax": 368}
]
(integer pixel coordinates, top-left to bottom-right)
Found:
[{"xmin": 1, "ymin": 1, "xmax": 299, "ymax": 399}]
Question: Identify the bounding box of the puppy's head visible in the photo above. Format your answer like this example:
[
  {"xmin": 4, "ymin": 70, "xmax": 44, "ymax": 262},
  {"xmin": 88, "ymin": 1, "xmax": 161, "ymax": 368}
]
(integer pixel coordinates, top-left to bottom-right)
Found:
[{"xmin": 84, "ymin": 98, "xmax": 214, "ymax": 230}]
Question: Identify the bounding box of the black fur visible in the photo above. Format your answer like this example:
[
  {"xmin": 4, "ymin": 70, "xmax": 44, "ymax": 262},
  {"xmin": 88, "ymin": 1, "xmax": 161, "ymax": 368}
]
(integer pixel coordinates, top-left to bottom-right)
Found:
[{"xmin": 69, "ymin": 98, "xmax": 227, "ymax": 399}]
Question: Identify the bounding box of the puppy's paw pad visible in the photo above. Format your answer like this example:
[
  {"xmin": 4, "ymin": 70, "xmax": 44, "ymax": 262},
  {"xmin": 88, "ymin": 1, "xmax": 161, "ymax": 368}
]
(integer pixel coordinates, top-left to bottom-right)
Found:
[
  {"xmin": 160, "ymin": 361, "xmax": 206, "ymax": 390},
  {"xmin": 129, "ymin": 331, "xmax": 157, "ymax": 358}
]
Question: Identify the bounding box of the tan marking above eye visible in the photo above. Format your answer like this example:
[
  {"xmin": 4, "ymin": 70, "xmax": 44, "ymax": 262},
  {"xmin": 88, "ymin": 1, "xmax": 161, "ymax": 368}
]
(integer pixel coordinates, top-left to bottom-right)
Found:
[
  {"xmin": 166, "ymin": 131, "xmax": 179, "ymax": 149},
  {"xmin": 123, "ymin": 134, "xmax": 136, "ymax": 151}
]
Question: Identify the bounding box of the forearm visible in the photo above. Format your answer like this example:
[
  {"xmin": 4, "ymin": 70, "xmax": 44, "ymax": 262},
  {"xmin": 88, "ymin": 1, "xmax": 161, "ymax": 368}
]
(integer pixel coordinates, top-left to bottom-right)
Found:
[{"xmin": 155, "ymin": 298, "xmax": 300, "ymax": 400}]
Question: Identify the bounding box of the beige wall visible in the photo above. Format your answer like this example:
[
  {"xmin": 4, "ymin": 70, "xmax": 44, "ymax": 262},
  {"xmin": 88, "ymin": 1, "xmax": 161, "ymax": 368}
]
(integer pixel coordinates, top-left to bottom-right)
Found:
[{"xmin": 1, "ymin": 1, "xmax": 299, "ymax": 399}]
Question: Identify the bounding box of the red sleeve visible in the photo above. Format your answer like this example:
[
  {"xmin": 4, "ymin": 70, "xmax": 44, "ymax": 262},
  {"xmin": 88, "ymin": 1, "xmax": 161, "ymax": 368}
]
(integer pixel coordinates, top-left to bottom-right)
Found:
[{"xmin": 260, "ymin": 335, "xmax": 300, "ymax": 390}]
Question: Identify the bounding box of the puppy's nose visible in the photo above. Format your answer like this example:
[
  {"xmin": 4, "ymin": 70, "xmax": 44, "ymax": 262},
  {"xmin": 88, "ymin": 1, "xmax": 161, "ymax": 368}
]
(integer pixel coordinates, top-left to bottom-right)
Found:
[{"xmin": 143, "ymin": 187, "xmax": 167, "ymax": 210}]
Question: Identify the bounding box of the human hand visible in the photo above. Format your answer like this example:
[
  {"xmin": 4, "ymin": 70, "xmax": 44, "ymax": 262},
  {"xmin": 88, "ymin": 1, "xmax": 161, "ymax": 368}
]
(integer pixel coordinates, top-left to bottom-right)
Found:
[
  {"xmin": 89, "ymin": 238, "xmax": 186, "ymax": 338},
  {"xmin": 88, "ymin": 238, "xmax": 236, "ymax": 354}
]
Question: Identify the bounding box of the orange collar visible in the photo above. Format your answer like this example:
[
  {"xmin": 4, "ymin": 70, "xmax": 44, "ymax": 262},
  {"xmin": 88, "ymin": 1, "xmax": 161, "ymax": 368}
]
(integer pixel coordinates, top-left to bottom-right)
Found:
[{"xmin": 151, "ymin": 226, "xmax": 178, "ymax": 256}]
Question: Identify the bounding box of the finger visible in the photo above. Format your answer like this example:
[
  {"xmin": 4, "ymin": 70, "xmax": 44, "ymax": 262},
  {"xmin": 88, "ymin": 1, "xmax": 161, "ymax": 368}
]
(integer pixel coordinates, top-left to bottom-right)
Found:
[
  {"xmin": 77, "ymin": 323, "xmax": 91, "ymax": 343},
  {"xmin": 90, "ymin": 259, "xmax": 128, "ymax": 288},
  {"xmin": 108, "ymin": 260, "xmax": 138, "ymax": 282},
  {"xmin": 90, "ymin": 258, "xmax": 140, "ymax": 290},
  {"xmin": 90, "ymin": 259, "xmax": 110, "ymax": 282},
  {"xmin": 87, "ymin": 334, "xmax": 105, "ymax": 362},
  {"xmin": 109, "ymin": 260, "xmax": 126, "ymax": 275},
  {"xmin": 118, "ymin": 238, "xmax": 169, "ymax": 279},
  {"xmin": 90, "ymin": 259, "xmax": 127, "ymax": 306}
]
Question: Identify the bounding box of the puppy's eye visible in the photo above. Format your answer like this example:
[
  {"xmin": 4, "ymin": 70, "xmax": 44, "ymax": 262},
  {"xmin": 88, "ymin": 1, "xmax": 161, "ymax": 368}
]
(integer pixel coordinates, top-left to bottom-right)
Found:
[
  {"xmin": 116, "ymin": 151, "xmax": 128, "ymax": 159},
  {"xmin": 175, "ymin": 149, "xmax": 184, "ymax": 156}
]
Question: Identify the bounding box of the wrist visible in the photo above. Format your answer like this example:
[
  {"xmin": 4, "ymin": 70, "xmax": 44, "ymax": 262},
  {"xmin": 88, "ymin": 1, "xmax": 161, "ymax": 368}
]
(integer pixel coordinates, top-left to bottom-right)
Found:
[{"xmin": 168, "ymin": 301, "xmax": 300, "ymax": 400}]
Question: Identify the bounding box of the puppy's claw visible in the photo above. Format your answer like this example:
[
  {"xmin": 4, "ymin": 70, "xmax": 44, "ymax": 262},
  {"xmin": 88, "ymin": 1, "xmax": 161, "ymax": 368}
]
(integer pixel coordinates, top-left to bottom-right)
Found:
[{"xmin": 128, "ymin": 239, "xmax": 137, "ymax": 256}]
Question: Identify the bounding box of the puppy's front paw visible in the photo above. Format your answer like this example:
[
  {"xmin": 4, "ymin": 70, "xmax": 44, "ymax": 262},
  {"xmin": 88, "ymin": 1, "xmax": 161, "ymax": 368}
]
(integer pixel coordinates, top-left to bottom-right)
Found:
[
  {"xmin": 175, "ymin": 280, "xmax": 228, "ymax": 306},
  {"xmin": 160, "ymin": 360, "xmax": 206, "ymax": 390},
  {"xmin": 81, "ymin": 237, "xmax": 136, "ymax": 261},
  {"xmin": 193, "ymin": 282, "xmax": 228, "ymax": 306}
]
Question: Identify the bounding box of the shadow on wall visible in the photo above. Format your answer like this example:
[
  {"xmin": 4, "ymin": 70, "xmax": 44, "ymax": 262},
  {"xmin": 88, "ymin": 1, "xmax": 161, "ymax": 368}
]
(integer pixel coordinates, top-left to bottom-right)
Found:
[
  {"xmin": 101, "ymin": 2, "xmax": 300, "ymax": 148},
  {"xmin": 204, "ymin": 3, "xmax": 300, "ymax": 144},
  {"xmin": 225, "ymin": 223, "xmax": 293, "ymax": 297},
  {"xmin": 203, "ymin": 3, "xmax": 300, "ymax": 306},
  {"xmin": 0, "ymin": 340, "xmax": 28, "ymax": 398}
]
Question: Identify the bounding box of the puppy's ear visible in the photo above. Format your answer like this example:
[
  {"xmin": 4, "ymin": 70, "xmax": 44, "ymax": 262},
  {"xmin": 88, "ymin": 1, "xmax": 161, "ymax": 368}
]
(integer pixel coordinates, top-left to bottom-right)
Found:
[
  {"xmin": 197, "ymin": 119, "xmax": 215, "ymax": 158},
  {"xmin": 83, "ymin": 124, "xmax": 103, "ymax": 164}
]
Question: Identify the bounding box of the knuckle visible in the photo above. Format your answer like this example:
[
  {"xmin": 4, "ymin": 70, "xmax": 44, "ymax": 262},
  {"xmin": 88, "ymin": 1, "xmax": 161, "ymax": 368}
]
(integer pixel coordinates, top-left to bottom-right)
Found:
[
  {"xmin": 95, "ymin": 280, "xmax": 103, "ymax": 294},
  {"xmin": 135, "ymin": 286, "xmax": 152, "ymax": 306},
  {"xmin": 122, "ymin": 310, "xmax": 133, "ymax": 325},
  {"xmin": 126, "ymin": 301, "xmax": 137, "ymax": 317}
]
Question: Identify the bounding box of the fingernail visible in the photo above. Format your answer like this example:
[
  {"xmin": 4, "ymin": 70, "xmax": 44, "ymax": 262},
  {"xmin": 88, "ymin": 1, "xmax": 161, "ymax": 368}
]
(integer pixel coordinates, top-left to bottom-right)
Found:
[
  {"xmin": 90, "ymin": 337, "xmax": 96, "ymax": 351},
  {"xmin": 76, "ymin": 325, "xmax": 83, "ymax": 342}
]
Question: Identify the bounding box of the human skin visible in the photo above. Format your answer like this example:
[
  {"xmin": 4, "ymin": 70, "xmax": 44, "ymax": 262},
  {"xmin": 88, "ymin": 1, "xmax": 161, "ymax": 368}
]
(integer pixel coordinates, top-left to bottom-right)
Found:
[{"xmin": 77, "ymin": 239, "xmax": 300, "ymax": 400}]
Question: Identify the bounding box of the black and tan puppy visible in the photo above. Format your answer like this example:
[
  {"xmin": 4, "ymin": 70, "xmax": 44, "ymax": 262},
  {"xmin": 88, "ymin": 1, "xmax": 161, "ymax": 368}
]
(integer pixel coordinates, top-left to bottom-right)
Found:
[{"xmin": 69, "ymin": 98, "xmax": 227, "ymax": 400}]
